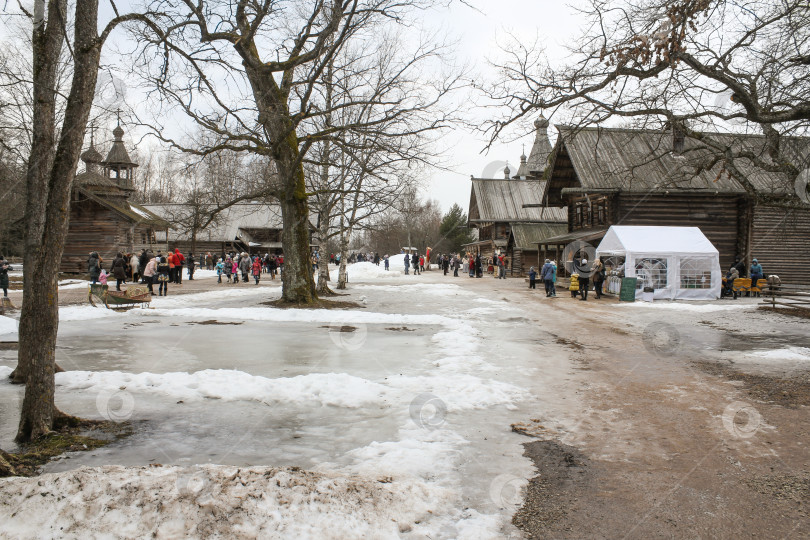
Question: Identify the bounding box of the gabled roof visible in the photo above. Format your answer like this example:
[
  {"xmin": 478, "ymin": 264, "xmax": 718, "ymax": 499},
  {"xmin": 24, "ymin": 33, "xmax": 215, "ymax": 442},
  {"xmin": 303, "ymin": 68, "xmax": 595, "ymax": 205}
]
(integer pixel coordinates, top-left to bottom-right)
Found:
[
  {"xmin": 144, "ymin": 202, "xmax": 285, "ymax": 243},
  {"xmin": 78, "ymin": 187, "xmax": 168, "ymax": 226},
  {"xmin": 468, "ymin": 178, "xmax": 567, "ymax": 223},
  {"xmin": 511, "ymin": 222, "xmax": 568, "ymax": 250},
  {"xmin": 548, "ymin": 125, "xmax": 809, "ymax": 196}
]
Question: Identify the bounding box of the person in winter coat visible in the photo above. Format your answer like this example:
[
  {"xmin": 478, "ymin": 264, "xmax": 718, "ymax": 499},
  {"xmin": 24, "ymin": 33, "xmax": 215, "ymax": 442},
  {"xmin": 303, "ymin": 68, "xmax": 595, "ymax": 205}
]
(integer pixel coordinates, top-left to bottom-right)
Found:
[
  {"xmin": 541, "ymin": 259, "xmax": 555, "ymax": 296},
  {"xmin": 724, "ymin": 266, "xmax": 739, "ymax": 298},
  {"xmin": 232, "ymin": 259, "xmax": 239, "ymax": 285},
  {"xmin": 174, "ymin": 248, "xmax": 185, "ymax": 284},
  {"xmin": 206, "ymin": 252, "xmax": 213, "ymax": 270},
  {"xmin": 252, "ymin": 256, "xmax": 261, "ymax": 284},
  {"xmin": 592, "ymin": 258, "xmax": 606, "ymax": 299},
  {"xmin": 187, "ymin": 253, "xmax": 195, "ymax": 280},
  {"xmin": 239, "ymin": 253, "xmax": 251, "ymax": 283},
  {"xmin": 99, "ymin": 269, "xmax": 108, "ymax": 285},
  {"xmin": 223, "ymin": 256, "xmax": 233, "ymax": 283},
  {"xmin": 413, "ymin": 253, "xmax": 421, "ymax": 275},
  {"xmin": 404, "ymin": 253, "xmax": 410, "ymax": 275},
  {"xmin": 550, "ymin": 261, "xmax": 558, "ymax": 297},
  {"xmin": 138, "ymin": 249, "xmax": 148, "ymax": 282},
  {"xmin": 750, "ymin": 258, "xmax": 764, "ymax": 289},
  {"xmin": 528, "ymin": 266, "xmax": 537, "ymax": 289},
  {"xmin": 0, "ymin": 255, "xmax": 11, "ymax": 297},
  {"xmin": 384, "ymin": 255, "xmax": 389, "ymax": 271},
  {"xmin": 578, "ymin": 258, "xmax": 590, "ymax": 301},
  {"xmin": 142, "ymin": 255, "xmax": 157, "ymax": 293},
  {"xmin": 130, "ymin": 253, "xmax": 140, "ymax": 283},
  {"xmin": 215, "ymin": 258, "xmax": 225, "ymax": 283},
  {"xmin": 156, "ymin": 255, "xmax": 170, "ymax": 296},
  {"xmin": 167, "ymin": 251, "xmax": 176, "ymax": 283},
  {"xmin": 111, "ymin": 252, "xmax": 127, "ymax": 291},
  {"xmin": 88, "ymin": 252, "xmax": 102, "ymax": 284}
]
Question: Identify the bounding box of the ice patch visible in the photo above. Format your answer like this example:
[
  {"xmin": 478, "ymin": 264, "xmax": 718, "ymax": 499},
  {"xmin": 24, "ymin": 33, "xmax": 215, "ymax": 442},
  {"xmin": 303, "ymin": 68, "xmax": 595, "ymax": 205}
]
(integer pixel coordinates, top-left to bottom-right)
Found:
[
  {"xmin": 56, "ymin": 369, "xmax": 393, "ymax": 409},
  {"xmin": 0, "ymin": 315, "xmax": 18, "ymax": 337}
]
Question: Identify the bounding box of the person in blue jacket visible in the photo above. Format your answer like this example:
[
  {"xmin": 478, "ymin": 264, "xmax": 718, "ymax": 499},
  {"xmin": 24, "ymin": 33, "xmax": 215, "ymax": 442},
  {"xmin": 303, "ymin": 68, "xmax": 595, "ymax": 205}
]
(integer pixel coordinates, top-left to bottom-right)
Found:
[
  {"xmin": 750, "ymin": 258, "xmax": 764, "ymax": 285},
  {"xmin": 541, "ymin": 259, "xmax": 555, "ymax": 296},
  {"xmin": 528, "ymin": 267, "xmax": 537, "ymax": 289}
]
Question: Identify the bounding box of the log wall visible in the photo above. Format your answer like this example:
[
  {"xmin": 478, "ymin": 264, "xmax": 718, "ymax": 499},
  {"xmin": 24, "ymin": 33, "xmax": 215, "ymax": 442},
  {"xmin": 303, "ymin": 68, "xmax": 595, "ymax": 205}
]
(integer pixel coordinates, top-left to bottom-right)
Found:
[
  {"xmin": 614, "ymin": 193, "xmax": 743, "ymax": 272},
  {"xmin": 750, "ymin": 204, "xmax": 810, "ymax": 284}
]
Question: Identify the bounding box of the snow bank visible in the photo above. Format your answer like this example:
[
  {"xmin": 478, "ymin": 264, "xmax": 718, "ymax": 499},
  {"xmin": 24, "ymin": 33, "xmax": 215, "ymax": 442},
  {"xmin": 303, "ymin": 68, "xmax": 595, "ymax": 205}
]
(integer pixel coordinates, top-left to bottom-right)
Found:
[
  {"xmin": 0, "ymin": 465, "xmax": 441, "ymax": 540},
  {"xmin": 0, "ymin": 315, "xmax": 18, "ymax": 337},
  {"xmin": 54, "ymin": 368, "xmax": 526, "ymax": 412},
  {"xmin": 57, "ymin": 370, "xmax": 393, "ymax": 409},
  {"xmin": 0, "ymin": 365, "xmax": 12, "ymax": 379},
  {"xmin": 346, "ymin": 262, "xmax": 401, "ymax": 280},
  {"xmin": 58, "ymin": 279, "xmax": 90, "ymax": 290}
]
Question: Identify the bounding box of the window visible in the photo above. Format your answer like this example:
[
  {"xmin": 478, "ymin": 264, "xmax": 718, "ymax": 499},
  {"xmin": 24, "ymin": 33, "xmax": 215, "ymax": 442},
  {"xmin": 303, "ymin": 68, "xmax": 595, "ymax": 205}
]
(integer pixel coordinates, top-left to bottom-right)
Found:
[
  {"xmin": 635, "ymin": 258, "xmax": 668, "ymax": 289},
  {"xmin": 680, "ymin": 258, "xmax": 713, "ymax": 289}
]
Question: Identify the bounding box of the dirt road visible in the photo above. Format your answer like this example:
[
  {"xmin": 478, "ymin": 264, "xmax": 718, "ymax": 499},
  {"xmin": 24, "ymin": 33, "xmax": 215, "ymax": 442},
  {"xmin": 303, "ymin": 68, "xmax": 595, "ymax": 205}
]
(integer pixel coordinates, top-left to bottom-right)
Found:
[{"xmin": 473, "ymin": 275, "xmax": 810, "ymax": 539}]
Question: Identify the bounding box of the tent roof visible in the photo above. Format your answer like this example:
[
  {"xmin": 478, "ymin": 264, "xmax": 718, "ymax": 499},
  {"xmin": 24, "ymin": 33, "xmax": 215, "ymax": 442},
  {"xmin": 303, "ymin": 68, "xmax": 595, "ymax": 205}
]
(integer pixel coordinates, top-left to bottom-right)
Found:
[{"xmin": 596, "ymin": 226, "xmax": 718, "ymax": 256}]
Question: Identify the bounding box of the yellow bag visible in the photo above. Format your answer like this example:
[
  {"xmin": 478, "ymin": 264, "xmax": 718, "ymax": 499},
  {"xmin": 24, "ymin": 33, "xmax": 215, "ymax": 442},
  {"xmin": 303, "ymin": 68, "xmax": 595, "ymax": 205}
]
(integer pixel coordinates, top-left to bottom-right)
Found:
[{"xmin": 569, "ymin": 273, "xmax": 580, "ymax": 291}]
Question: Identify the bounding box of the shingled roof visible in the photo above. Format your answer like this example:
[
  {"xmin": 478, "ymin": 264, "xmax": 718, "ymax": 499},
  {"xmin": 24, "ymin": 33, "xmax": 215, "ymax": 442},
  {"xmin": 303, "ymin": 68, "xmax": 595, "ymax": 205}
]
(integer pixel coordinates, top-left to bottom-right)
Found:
[
  {"xmin": 549, "ymin": 126, "xmax": 809, "ymax": 196},
  {"xmin": 468, "ymin": 178, "xmax": 567, "ymax": 223},
  {"xmin": 144, "ymin": 202, "xmax": 286, "ymax": 243}
]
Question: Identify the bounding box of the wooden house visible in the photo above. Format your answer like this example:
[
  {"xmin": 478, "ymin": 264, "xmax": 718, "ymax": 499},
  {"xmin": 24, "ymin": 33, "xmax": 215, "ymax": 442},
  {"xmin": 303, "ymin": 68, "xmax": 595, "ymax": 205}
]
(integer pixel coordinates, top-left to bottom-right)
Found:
[
  {"xmin": 536, "ymin": 126, "xmax": 810, "ymax": 283},
  {"xmin": 466, "ymin": 116, "xmax": 568, "ymax": 275},
  {"xmin": 61, "ymin": 125, "xmax": 168, "ymax": 273},
  {"xmin": 143, "ymin": 202, "xmax": 288, "ymax": 255}
]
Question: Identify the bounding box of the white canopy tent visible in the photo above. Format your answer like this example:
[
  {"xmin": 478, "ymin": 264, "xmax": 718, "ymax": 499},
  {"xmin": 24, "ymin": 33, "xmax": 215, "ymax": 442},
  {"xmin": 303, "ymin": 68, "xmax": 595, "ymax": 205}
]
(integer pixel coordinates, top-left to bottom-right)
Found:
[{"xmin": 596, "ymin": 226, "xmax": 721, "ymax": 300}]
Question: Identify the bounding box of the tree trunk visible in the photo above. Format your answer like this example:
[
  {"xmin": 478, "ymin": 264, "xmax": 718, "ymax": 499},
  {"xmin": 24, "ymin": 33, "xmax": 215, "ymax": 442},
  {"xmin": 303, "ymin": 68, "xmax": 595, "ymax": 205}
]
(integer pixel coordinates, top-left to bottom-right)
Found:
[
  {"xmin": 316, "ymin": 214, "xmax": 332, "ymax": 295},
  {"xmin": 278, "ymin": 158, "xmax": 317, "ymax": 303},
  {"xmin": 16, "ymin": 0, "xmax": 102, "ymax": 442}
]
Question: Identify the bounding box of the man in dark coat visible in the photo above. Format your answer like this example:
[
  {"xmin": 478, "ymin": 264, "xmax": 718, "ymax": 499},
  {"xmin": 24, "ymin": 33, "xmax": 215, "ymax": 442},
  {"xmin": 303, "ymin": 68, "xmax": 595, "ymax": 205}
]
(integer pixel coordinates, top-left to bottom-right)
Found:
[
  {"xmin": 111, "ymin": 252, "xmax": 127, "ymax": 291},
  {"xmin": 0, "ymin": 255, "xmax": 11, "ymax": 297},
  {"xmin": 88, "ymin": 252, "xmax": 101, "ymax": 284}
]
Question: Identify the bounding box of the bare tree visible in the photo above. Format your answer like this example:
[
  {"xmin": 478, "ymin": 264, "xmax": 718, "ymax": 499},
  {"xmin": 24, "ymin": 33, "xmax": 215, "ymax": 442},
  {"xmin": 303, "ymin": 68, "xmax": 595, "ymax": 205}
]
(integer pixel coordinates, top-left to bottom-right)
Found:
[
  {"xmin": 9, "ymin": 0, "xmax": 157, "ymax": 442},
  {"xmin": 133, "ymin": 0, "xmax": 460, "ymax": 303},
  {"xmin": 485, "ymin": 0, "xmax": 810, "ymax": 196}
]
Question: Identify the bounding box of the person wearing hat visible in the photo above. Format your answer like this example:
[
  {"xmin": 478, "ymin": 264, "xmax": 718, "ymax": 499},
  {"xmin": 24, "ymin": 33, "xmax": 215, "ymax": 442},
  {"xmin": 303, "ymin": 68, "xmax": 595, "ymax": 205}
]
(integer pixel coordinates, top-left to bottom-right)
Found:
[
  {"xmin": 541, "ymin": 259, "xmax": 555, "ymax": 296},
  {"xmin": 578, "ymin": 257, "xmax": 591, "ymax": 301},
  {"xmin": 750, "ymin": 258, "xmax": 764, "ymax": 295},
  {"xmin": 0, "ymin": 255, "xmax": 11, "ymax": 297},
  {"xmin": 528, "ymin": 266, "xmax": 537, "ymax": 289}
]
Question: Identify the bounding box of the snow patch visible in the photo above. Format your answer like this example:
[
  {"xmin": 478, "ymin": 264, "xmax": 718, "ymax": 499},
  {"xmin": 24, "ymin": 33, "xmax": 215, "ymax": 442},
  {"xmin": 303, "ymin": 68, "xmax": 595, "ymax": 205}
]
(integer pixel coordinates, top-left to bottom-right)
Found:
[
  {"xmin": 347, "ymin": 262, "xmax": 402, "ymax": 280},
  {"xmin": 0, "ymin": 365, "xmax": 12, "ymax": 379},
  {"xmin": 0, "ymin": 465, "xmax": 440, "ymax": 540},
  {"xmin": 745, "ymin": 347, "xmax": 810, "ymax": 363}
]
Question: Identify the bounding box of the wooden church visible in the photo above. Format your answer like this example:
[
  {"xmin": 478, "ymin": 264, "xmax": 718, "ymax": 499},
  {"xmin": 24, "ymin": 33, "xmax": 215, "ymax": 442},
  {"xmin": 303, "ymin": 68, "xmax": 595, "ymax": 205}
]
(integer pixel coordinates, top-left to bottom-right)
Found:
[{"xmin": 60, "ymin": 123, "xmax": 168, "ymax": 273}]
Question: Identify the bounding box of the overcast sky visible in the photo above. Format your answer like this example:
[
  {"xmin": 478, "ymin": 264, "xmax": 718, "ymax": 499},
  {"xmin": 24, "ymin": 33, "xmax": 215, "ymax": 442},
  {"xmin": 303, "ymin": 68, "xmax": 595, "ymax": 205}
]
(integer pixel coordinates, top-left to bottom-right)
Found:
[{"xmin": 422, "ymin": 0, "xmax": 584, "ymax": 212}]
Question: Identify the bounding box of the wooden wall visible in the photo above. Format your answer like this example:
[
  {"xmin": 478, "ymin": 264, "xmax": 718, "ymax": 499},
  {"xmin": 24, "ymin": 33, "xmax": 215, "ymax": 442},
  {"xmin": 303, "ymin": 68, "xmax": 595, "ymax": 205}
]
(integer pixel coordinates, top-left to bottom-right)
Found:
[
  {"xmin": 750, "ymin": 204, "xmax": 810, "ymax": 284},
  {"xmin": 60, "ymin": 198, "xmax": 166, "ymax": 273},
  {"xmin": 614, "ymin": 193, "xmax": 743, "ymax": 272}
]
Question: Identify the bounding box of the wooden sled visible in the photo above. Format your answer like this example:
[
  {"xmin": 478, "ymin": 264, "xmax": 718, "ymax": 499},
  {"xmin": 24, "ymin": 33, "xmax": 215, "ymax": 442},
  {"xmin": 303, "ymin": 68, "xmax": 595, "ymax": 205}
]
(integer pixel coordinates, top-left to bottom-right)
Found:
[{"xmin": 88, "ymin": 283, "xmax": 152, "ymax": 309}]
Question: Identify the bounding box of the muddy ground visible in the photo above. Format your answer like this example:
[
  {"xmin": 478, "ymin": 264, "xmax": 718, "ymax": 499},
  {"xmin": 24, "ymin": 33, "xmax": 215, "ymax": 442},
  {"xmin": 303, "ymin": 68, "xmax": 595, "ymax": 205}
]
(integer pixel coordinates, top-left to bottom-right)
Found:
[{"xmin": 487, "ymin": 278, "xmax": 810, "ymax": 539}]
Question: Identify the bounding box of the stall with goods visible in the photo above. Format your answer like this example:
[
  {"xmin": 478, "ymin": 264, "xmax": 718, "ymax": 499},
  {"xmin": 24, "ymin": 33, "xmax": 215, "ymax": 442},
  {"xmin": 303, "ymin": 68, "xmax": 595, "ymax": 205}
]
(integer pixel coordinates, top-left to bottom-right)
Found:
[{"xmin": 595, "ymin": 226, "xmax": 721, "ymax": 301}]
